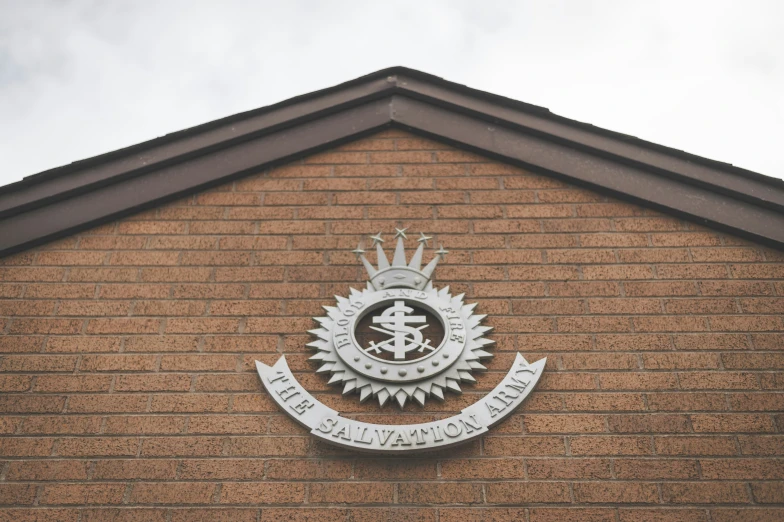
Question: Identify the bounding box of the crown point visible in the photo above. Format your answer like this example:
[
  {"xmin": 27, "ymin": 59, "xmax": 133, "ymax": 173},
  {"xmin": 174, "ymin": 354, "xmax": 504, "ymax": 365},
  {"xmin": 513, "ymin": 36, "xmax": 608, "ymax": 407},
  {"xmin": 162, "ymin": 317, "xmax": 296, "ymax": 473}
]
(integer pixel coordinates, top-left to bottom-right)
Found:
[
  {"xmin": 369, "ymin": 232, "xmax": 384, "ymax": 246},
  {"xmin": 351, "ymin": 243, "xmax": 365, "ymax": 259},
  {"xmin": 358, "ymin": 230, "xmax": 449, "ymax": 290},
  {"xmin": 376, "ymin": 241, "xmax": 390, "ymax": 269},
  {"xmin": 408, "ymin": 242, "xmax": 425, "ymax": 270},
  {"xmin": 392, "ymin": 235, "xmax": 407, "ymax": 266}
]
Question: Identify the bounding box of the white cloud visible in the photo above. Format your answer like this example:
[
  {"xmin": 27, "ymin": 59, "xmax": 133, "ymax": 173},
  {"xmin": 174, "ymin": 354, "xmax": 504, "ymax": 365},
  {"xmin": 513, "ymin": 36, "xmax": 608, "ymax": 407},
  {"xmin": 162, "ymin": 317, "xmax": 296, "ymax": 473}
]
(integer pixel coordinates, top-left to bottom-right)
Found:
[{"xmin": 0, "ymin": 0, "xmax": 782, "ymax": 187}]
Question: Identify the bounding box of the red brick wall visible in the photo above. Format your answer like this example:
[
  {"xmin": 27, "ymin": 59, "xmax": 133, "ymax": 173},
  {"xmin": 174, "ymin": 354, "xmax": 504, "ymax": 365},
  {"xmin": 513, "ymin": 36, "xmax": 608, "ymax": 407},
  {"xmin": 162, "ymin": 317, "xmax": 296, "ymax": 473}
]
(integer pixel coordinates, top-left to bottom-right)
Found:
[{"xmin": 1, "ymin": 129, "xmax": 783, "ymax": 521}]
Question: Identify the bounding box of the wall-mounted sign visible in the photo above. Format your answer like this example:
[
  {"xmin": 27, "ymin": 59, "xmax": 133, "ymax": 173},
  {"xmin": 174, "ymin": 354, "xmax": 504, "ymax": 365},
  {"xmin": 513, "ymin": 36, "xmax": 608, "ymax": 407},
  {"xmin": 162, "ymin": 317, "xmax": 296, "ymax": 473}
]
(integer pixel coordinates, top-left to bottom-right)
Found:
[{"xmin": 256, "ymin": 230, "xmax": 545, "ymax": 453}]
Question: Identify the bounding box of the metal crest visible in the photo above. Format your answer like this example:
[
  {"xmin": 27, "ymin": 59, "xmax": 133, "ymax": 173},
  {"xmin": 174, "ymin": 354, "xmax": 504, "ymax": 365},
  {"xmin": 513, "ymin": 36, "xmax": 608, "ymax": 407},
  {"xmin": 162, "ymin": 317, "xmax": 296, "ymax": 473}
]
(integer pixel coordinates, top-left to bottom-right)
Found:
[
  {"xmin": 255, "ymin": 231, "xmax": 546, "ymax": 453},
  {"xmin": 310, "ymin": 232, "xmax": 491, "ymax": 408}
]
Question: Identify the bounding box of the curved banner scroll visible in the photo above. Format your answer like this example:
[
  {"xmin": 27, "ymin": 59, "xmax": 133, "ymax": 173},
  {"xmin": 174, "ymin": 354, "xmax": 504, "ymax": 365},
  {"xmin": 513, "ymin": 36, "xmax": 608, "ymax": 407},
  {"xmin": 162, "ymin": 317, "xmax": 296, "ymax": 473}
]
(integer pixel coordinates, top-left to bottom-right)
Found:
[{"xmin": 255, "ymin": 354, "xmax": 546, "ymax": 454}]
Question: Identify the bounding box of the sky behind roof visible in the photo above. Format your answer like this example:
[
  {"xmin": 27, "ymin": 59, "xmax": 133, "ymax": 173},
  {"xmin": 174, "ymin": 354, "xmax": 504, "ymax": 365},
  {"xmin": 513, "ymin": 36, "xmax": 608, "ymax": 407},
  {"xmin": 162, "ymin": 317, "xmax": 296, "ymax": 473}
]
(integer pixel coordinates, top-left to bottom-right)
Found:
[{"xmin": 1, "ymin": 0, "xmax": 782, "ymax": 187}]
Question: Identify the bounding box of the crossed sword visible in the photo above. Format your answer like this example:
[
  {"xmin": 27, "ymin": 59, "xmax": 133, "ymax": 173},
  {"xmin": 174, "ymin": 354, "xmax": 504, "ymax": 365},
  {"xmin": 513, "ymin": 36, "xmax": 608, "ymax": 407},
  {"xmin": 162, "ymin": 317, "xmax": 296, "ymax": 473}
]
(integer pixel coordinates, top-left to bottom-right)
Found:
[{"xmin": 365, "ymin": 324, "xmax": 434, "ymax": 355}]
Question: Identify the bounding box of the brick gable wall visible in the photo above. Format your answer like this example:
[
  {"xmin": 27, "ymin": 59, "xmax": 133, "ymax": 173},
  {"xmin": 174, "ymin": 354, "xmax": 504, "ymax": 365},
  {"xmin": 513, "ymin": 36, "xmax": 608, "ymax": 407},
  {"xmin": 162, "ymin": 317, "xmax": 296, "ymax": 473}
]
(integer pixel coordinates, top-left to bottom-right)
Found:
[{"xmin": 0, "ymin": 129, "xmax": 782, "ymax": 521}]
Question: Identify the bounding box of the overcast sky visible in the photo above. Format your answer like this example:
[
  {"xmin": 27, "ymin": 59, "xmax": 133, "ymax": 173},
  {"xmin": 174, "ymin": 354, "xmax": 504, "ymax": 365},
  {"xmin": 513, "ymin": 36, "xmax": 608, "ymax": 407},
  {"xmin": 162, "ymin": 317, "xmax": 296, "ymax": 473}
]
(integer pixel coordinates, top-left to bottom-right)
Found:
[{"xmin": 1, "ymin": 0, "xmax": 782, "ymax": 188}]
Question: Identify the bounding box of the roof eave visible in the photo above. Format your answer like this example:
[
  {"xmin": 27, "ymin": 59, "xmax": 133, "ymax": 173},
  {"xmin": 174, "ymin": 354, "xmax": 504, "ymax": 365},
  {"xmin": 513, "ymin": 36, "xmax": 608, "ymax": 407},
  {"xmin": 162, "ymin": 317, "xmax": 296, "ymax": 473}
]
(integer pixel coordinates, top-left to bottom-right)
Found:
[{"xmin": 1, "ymin": 68, "xmax": 783, "ymax": 257}]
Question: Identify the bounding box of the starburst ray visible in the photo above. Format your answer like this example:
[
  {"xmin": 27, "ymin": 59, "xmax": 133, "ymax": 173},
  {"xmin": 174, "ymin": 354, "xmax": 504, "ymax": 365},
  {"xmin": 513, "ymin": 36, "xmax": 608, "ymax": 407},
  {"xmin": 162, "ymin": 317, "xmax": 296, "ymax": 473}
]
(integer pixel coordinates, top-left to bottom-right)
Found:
[
  {"xmin": 342, "ymin": 380, "xmax": 357, "ymax": 395},
  {"xmin": 308, "ymin": 328, "xmax": 331, "ymax": 340},
  {"xmin": 306, "ymin": 340, "xmax": 330, "ymax": 350},
  {"xmin": 395, "ymin": 390, "xmax": 408, "ymax": 408},
  {"xmin": 317, "ymin": 363, "xmax": 335, "ymax": 374},
  {"xmin": 377, "ymin": 389, "xmax": 391, "ymax": 407},
  {"xmin": 359, "ymin": 386, "xmax": 373, "ymax": 402},
  {"xmin": 445, "ymin": 379, "xmax": 462, "ymax": 394},
  {"xmin": 458, "ymin": 371, "xmax": 476, "ymax": 383},
  {"xmin": 413, "ymin": 389, "xmax": 427, "ymax": 407}
]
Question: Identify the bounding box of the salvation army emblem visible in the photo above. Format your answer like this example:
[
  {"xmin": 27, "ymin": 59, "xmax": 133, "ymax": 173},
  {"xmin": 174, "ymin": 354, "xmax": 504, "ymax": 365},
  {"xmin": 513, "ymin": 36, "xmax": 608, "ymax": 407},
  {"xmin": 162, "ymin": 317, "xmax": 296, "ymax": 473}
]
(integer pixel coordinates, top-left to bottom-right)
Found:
[
  {"xmin": 310, "ymin": 228, "xmax": 492, "ymax": 408},
  {"xmin": 255, "ymin": 230, "xmax": 546, "ymax": 453}
]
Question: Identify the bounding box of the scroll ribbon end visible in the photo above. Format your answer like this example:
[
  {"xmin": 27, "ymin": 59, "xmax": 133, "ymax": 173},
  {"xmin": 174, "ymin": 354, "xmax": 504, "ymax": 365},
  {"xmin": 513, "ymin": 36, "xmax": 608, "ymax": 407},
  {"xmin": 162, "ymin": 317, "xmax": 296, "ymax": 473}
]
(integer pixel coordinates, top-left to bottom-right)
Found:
[{"xmin": 255, "ymin": 356, "xmax": 288, "ymax": 378}]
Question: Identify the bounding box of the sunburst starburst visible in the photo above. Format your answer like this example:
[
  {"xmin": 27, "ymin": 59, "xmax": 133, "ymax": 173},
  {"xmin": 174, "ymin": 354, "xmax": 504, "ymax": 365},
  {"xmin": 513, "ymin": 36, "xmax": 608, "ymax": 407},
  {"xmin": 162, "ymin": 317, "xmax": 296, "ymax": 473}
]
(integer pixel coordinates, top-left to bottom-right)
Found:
[{"xmin": 307, "ymin": 233, "xmax": 494, "ymax": 408}]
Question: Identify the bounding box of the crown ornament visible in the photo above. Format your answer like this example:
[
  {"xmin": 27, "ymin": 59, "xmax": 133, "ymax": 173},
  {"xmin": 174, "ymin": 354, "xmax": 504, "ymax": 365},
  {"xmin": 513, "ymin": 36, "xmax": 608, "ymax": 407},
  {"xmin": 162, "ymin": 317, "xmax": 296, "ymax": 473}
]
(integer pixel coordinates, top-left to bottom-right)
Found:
[
  {"xmin": 357, "ymin": 229, "xmax": 447, "ymax": 291},
  {"xmin": 306, "ymin": 228, "xmax": 493, "ymax": 409}
]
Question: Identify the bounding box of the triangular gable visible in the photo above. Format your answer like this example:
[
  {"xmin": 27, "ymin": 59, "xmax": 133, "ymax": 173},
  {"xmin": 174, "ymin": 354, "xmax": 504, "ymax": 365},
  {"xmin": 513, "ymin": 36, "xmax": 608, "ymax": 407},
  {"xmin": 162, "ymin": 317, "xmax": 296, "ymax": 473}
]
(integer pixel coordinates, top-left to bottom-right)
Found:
[{"xmin": 1, "ymin": 66, "xmax": 783, "ymax": 256}]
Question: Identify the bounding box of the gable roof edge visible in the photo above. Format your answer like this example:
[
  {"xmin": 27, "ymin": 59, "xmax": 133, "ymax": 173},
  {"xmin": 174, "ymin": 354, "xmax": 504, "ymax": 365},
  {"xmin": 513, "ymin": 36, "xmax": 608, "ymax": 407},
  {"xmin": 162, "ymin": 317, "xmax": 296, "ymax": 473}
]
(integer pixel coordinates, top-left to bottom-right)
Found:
[{"xmin": 1, "ymin": 67, "xmax": 783, "ymax": 257}]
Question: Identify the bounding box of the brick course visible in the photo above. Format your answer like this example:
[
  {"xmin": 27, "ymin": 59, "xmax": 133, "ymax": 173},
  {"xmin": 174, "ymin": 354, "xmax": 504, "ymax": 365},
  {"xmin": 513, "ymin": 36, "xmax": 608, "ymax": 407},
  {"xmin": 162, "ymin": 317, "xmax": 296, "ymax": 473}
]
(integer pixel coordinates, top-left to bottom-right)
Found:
[{"xmin": 0, "ymin": 129, "xmax": 782, "ymax": 519}]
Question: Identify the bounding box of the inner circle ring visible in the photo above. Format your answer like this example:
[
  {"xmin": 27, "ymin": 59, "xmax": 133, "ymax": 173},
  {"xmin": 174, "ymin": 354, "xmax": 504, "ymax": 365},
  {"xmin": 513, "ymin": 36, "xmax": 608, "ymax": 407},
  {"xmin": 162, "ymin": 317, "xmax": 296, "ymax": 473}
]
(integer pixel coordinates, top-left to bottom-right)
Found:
[
  {"xmin": 350, "ymin": 298, "xmax": 449, "ymax": 364},
  {"xmin": 331, "ymin": 288, "xmax": 468, "ymax": 384}
]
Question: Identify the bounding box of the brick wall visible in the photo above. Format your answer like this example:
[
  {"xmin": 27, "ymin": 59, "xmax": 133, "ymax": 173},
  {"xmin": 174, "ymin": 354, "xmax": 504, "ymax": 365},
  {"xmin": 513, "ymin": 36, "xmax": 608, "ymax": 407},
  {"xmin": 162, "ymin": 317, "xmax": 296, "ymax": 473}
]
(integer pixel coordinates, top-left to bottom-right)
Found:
[{"xmin": 0, "ymin": 129, "xmax": 782, "ymax": 521}]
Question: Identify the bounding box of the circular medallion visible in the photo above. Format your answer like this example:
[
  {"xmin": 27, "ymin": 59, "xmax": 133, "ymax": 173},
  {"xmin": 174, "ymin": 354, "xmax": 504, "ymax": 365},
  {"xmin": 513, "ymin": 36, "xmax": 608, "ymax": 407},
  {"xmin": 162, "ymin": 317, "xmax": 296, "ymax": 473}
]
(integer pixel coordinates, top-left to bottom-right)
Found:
[{"xmin": 308, "ymin": 231, "xmax": 494, "ymax": 408}]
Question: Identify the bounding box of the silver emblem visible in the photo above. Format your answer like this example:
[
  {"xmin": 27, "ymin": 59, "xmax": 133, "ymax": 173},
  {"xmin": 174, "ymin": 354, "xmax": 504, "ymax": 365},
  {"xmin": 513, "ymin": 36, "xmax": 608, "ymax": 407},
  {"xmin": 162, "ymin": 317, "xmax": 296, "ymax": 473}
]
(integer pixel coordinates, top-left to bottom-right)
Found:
[
  {"xmin": 309, "ymin": 233, "xmax": 491, "ymax": 408},
  {"xmin": 255, "ymin": 232, "xmax": 546, "ymax": 453}
]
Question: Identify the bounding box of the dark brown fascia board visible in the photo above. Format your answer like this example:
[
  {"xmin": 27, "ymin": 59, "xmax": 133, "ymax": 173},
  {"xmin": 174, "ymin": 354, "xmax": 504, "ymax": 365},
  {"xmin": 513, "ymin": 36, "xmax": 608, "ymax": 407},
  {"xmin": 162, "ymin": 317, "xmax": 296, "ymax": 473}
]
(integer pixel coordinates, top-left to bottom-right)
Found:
[
  {"xmin": 1, "ymin": 66, "xmax": 783, "ymax": 257},
  {"xmin": 0, "ymin": 99, "xmax": 393, "ymax": 256},
  {"xmin": 393, "ymin": 75, "xmax": 784, "ymax": 212},
  {"xmin": 0, "ymin": 75, "xmax": 398, "ymax": 218},
  {"xmin": 390, "ymin": 95, "xmax": 784, "ymax": 248},
  {"xmin": 3, "ymin": 67, "xmax": 782, "ymax": 216}
]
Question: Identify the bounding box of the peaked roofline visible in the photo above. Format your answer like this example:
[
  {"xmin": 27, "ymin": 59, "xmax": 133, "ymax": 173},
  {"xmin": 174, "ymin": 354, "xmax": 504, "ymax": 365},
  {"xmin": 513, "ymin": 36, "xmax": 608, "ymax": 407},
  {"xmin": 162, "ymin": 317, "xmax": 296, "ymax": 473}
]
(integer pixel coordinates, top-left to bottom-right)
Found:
[{"xmin": 2, "ymin": 66, "xmax": 783, "ymax": 256}]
